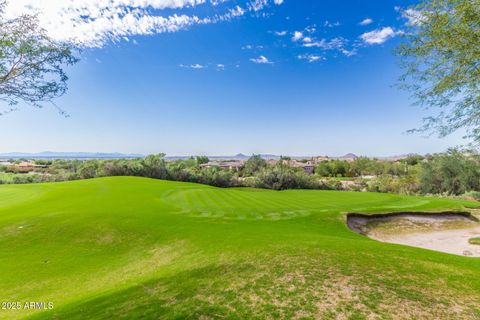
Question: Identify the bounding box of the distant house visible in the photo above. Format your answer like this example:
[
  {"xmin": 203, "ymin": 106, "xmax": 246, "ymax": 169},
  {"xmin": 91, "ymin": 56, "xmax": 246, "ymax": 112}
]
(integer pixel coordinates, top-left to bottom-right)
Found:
[
  {"xmin": 200, "ymin": 161, "xmax": 244, "ymax": 171},
  {"xmin": 312, "ymin": 156, "xmax": 329, "ymax": 164},
  {"xmin": 282, "ymin": 160, "xmax": 315, "ymax": 175},
  {"xmin": 16, "ymin": 161, "xmax": 49, "ymax": 169},
  {"xmin": 267, "ymin": 159, "xmax": 278, "ymax": 166},
  {"xmin": 302, "ymin": 165, "xmax": 315, "ymax": 174},
  {"xmin": 296, "ymin": 163, "xmax": 315, "ymax": 174},
  {"xmin": 0, "ymin": 161, "xmax": 13, "ymax": 167}
]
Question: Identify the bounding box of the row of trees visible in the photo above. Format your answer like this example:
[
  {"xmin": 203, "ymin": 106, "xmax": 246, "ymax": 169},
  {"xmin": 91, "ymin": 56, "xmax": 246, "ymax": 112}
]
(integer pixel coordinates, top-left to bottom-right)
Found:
[
  {"xmin": 2, "ymin": 150, "xmax": 480, "ymax": 196},
  {"xmin": 314, "ymin": 157, "xmax": 415, "ymax": 178},
  {"xmin": 418, "ymin": 150, "xmax": 480, "ymax": 195}
]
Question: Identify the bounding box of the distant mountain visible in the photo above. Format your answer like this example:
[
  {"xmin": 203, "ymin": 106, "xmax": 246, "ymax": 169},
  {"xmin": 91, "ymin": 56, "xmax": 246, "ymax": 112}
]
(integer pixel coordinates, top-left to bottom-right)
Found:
[
  {"xmin": 165, "ymin": 154, "xmax": 280, "ymax": 161},
  {"xmin": 0, "ymin": 152, "xmax": 144, "ymax": 160},
  {"xmin": 378, "ymin": 153, "xmax": 419, "ymax": 161},
  {"xmin": 0, "ymin": 151, "xmax": 422, "ymax": 161},
  {"xmin": 334, "ymin": 153, "xmax": 359, "ymax": 160}
]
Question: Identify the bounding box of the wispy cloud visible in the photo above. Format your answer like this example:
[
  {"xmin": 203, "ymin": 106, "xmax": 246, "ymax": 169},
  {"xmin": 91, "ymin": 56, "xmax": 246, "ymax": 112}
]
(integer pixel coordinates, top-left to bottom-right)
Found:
[
  {"xmin": 299, "ymin": 36, "xmax": 356, "ymax": 59},
  {"xmin": 359, "ymin": 18, "xmax": 373, "ymax": 26},
  {"xmin": 250, "ymin": 55, "xmax": 273, "ymax": 64},
  {"xmin": 274, "ymin": 30, "xmax": 288, "ymax": 36},
  {"xmin": 297, "ymin": 54, "xmax": 323, "ymax": 63},
  {"xmin": 323, "ymin": 20, "xmax": 340, "ymax": 28},
  {"xmin": 360, "ymin": 27, "xmax": 399, "ymax": 45},
  {"xmin": 341, "ymin": 48, "xmax": 357, "ymax": 57},
  {"xmin": 242, "ymin": 44, "xmax": 264, "ymax": 50},
  {"xmin": 180, "ymin": 63, "xmax": 207, "ymax": 69},
  {"xmin": 4, "ymin": 0, "xmax": 284, "ymax": 48},
  {"xmin": 304, "ymin": 25, "xmax": 316, "ymax": 33},
  {"xmin": 303, "ymin": 37, "xmax": 346, "ymax": 50}
]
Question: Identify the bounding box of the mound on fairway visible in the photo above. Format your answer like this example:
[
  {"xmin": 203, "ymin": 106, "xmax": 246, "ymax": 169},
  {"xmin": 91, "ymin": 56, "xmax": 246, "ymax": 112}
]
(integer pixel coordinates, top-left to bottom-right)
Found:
[{"xmin": 1, "ymin": 177, "xmax": 480, "ymax": 319}]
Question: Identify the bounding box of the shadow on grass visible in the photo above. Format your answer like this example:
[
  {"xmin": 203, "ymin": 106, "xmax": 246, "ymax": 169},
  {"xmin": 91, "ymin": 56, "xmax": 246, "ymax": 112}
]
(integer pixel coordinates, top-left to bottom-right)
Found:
[{"xmin": 27, "ymin": 263, "xmax": 259, "ymax": 320}]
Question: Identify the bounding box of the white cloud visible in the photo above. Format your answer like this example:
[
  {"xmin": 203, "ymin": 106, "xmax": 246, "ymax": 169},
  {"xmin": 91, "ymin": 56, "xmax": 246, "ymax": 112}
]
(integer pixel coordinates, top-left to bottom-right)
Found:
[
  {"xmin": 323, "ymin": 20, "xmax": 340, "ymax": 28},
  {"xmin": 249, "ymin": 0, "xmax": 284, "ymax": 11},
  {"xmin": 360, "ymin": 27, "xmax": 398, "ymax": 45},
  {"xmin": 341, "ymin": 48, "xmax": 357, "ymax": 57},
  {"xmin": 304, "ymin": 25, "xmax": 316, "ymax": 33},
  {"xmin": 4, "ymin": 0, "xmax": 283, "ymax": 48},
  {"xmin": 396, "ymin": 7, "xmax": 426, "ymax": 26},
  {"xmin": 250, "ymin": 55, "xmax": 273, "ymax": 64},
  {"xmin": 359, "ymin": 18, "xmax": 373, "ymax": 26},
  {"xmin": 292, "ymin": 31, "xmax": 303, "ymax": 42},
  {"xmin": 297, "ymin": 54, "xmax": 322, "ymax": 63},
  {"xmin": 302, "ymin": 37, "xmax": 312, "ymax": 43},
  {"xmin": 216, "ymin": 64, "xmax": 225, "ymax": 70},
  {"xmin": 242, "ymin": 44, "xmax": 264, "ymax": 50},
  {"xmin": 300, "ymin": 37, "xmax": 356, "ymax": 58},
  {"xmin": 274, "ymin": 30, "xmax": 287, "ymax": 36},
  {"xmin": 180, "ymin": 63, "xmax": 206, "ymax": 69},
  {"xmin": 303, "ymin": 37, "xmax": 346, "ymax": 50}
]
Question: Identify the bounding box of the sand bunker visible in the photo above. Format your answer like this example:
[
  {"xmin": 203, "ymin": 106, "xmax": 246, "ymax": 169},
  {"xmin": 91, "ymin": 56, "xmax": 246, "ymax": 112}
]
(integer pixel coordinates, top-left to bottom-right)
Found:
[{"xmin": 347, "ymin": 212, "xmax": 480, "ymax": 257}]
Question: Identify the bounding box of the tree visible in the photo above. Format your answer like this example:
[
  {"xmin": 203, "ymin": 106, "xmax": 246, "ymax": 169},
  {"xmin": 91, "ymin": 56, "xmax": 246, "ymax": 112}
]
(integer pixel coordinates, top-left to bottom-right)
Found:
[
  {"xmin": 418, "ymin": 149, "xmax": 480, "ymax": 194},
  {"xmin": 78, "ymin": 161, "xmax": 100, "ymax": 179},
  {"xmin": 401, "ymin": 155, "xmax": 424, "ymax": 166},
  {"xmin": 195, "ymin": 156, "xmax": 209, "ymax": 166},
  {"xmin": 0, "ymin": 1, "xmax": 78, "ymax": 114},
  {"xmin": 254, "ymin": 166, "xmax": 317, "ymax": 190},
  {"xmin": 243, "ymin": 154, "xmax": 266, "ymax": 175},
  {"xmin": 141, "ymin": 154, "xmax": 168, "ymax": 179},
  {"xmin": 315, "ymin": 161, "xmax": 333, "ymax": 177},
  {"xmin": 350, "ymin": 157, "xmax": 373, "ymax": 176},
  {"xmin": 397, "ymin": 0, "xmax": 480, "ymax": 142}
]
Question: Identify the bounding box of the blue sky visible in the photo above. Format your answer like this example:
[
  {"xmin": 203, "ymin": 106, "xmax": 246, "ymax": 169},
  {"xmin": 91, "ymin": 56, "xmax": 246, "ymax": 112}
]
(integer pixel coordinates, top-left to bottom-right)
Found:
[{"xmin": 0, "ymin": 0, "xmax": 465, "ymax": 156}]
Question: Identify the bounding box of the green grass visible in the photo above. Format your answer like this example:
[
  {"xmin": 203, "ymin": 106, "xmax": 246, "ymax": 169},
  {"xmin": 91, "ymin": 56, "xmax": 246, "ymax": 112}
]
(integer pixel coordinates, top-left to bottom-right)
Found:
[
  {"xmin": 469, "ymin": 237, "xmax": 480, "ymax": 245},
  {"xmin": 0, "ymin": 177, "xmax": 480, "ymax": 319}
]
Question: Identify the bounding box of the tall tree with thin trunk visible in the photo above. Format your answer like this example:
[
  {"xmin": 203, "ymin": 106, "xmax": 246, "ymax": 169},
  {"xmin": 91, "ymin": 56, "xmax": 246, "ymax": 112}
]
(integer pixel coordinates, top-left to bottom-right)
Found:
[
  {"xmin": 0, "ymin": 1, "xmax": 78, "ymax": 115},
  {"xmin": 397, "ymin": 0, "xmax": 480, "ymax": 142}
]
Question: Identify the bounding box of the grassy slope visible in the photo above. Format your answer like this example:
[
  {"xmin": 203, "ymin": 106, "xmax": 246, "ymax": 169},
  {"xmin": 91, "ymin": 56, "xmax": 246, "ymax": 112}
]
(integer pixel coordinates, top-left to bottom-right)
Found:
[{"xmin": 0, "ymin": 177, "xmax": 479, "ymax": 319}]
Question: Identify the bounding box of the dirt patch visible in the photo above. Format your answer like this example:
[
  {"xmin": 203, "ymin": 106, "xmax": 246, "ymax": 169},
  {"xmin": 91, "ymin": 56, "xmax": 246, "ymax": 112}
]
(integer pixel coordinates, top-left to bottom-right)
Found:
[{"xmin": 347, "ymin": 212, "xmax": 480, "ymax": 257}]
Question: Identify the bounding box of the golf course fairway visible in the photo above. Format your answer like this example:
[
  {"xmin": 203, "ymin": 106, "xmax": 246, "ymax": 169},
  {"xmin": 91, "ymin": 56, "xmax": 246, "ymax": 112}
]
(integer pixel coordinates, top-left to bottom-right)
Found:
[{"xmin": 1, "ymin": 177, "xmax": 480, "ymax": 319}]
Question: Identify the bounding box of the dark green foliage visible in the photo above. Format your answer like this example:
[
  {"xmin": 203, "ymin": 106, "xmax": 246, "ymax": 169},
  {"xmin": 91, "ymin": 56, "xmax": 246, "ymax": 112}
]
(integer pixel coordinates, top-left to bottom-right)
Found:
[
  {"xmin": 418, "ymin": 149, "xmax": 480, "ymax": 195},
  {"xmin": 197, "ymin": 167, "xmax": 235, "ymax": 188},
  {"xmin": 316, "ymin": 160, "xmax": 351, "ymax": 177},
  {"xmin": 195, "ymin": 156, "xmax": 210, "ymax": 165},
  {"xmin": 243, "ymin": 154, "xmax": 267, "ymax": 176},
  {"xmin": 401, "ymin": 155, "xmax": 425, "ymax": 166},
  {"xmin": 140, "ymin": 154, "xmax": 168, "ymax": 179},
  {"xmin": 253, "ymin": 166, "xmax": 319, "ymax": 190},
  {"xmin": 78, "ymin": 161, "xmax": 101, "ymax": 179},
  {"xmin": 315, "ymin": 158, "xmax": 408, "ymax": 178}
]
